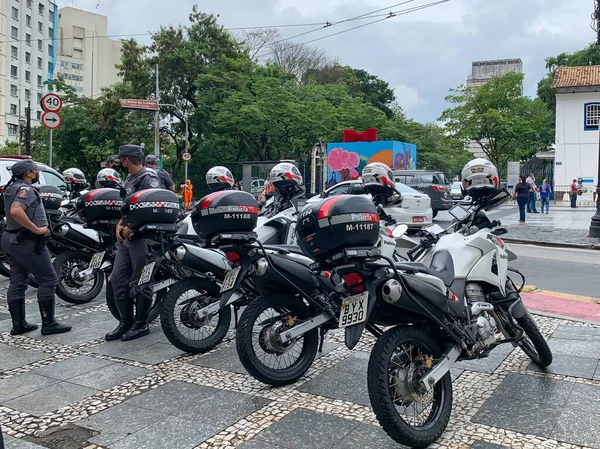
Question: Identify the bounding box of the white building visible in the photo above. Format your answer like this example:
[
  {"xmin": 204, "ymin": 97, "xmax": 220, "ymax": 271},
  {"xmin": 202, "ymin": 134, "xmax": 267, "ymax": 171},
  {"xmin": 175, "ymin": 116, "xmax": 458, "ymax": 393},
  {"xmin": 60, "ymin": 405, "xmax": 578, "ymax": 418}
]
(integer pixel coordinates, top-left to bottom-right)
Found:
[
  {"xmin": 552, "ymin": 65, "xmax": 600, "ymax": 191},
  {"xmin": 0, "ymin": 0, "xmax": 58, "ymax": 144},
  {"xmin": 56, "ymin": 7, "xmax": 122, "ymax": 97}
]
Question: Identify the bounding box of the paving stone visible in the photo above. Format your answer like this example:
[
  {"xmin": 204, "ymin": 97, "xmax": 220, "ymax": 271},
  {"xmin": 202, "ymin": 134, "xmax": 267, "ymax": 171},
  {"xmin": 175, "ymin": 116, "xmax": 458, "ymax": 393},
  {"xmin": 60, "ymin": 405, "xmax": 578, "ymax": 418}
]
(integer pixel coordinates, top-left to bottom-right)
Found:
[
  {"xmin": 237, "ymin": 439, "xmax": 287, "ymax": 449},
  {"xmin": 565, "ymin": 382, "xmax": 600, "ymax": 415},
  {"xmin": 454, "ymin": 343, "xmax": 513, "ymax": 373},
  {"xmin": 0, "ymin": 318, "xmax": 13, "ymax": 333},
  {"xmin": 76, "ymin": 403, "xmax": 167, "ymax": 446},
  {"xmin": 298, "ymin": 352, "xmax": 370, "ymax": 406},
  {"xmin": 547, "ymin": 337, "xmax": 600, "ymax": 359},
  {"xmin": 34, "ymin": 312, "xmax": 116, "ymax": 346},
  {"xmin": 595, "ymin": 363, "xmax": 600, "ymax": 380},
  {"xmin": 4, "ymin": 381, "xmax": 99, "ymax": 416},
  {"xmin": 190, "ymin": 345, "xmax": 248, "ymax": 375},
  {"xmin": 68, "ymin": 363, "xmax": 151, "ymax": 390},
  {"xmin": 0, "ymin": 372, "xmax": 59, "ymax": 403},
  {"xmin": 120, "ymin": 342, "xmax": 185, "ymax": 365},
  {"xmin": 450, "ymin": 368, "xmax": 464, "ymax": 381},
  {"xmin": 556, "ymin": 324, "xmax": 600, "ymax": 337},
  {"xmin": 470, "ymin": 443, "xmax": 509, "ymax": 449},
  {"xmin": 124, "ymin": 381, "xmax": 215, "ymax": 415},
  {"xmin": 332, "ymin": 423, "xmax": 408, "ymax": 448},
  {"xmin": 526, "ymin": 353, "xmax": 599, "ymax": 379},
  {"xmin": 257, "ymin": 409, "xmax": 357, "ymax": 449},
  {"xmin": 87, "ymin": 336, "xmax": 161, "ymax": 357},
  {"xmin": 552, "ymin": 408, "xmax": 600, "ymax": 448},
  {"xmin": 31, "ymin": 355, "xmax": 114, "ymax": 381},
  {"xmin": 4, "ymin": 437, "xmax": 47, "ymax": 449},
  {"xmin": 551, "ymin": 329, "xmax": 600, "ymax": 342},
  {"xmin": 109, "ymin": 415, "xmax": 214, "ymax": 449},
  {"xmin": 0, "ymin": 343, "xmax": 52, "ymax": 372}
]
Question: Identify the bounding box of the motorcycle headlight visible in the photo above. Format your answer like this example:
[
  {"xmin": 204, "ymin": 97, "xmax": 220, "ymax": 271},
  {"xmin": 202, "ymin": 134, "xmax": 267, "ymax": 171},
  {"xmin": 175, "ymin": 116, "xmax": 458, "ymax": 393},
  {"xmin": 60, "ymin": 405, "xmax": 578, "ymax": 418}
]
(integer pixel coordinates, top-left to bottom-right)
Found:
[
  {"xmin": 254, "ymin": 258, "xmax": 268, "ymax": 276},
  {"xmin": 174, "ymin": 245, "xmax": 187, "ymax": 262},
  {"xmin": 59, "ymin": 224, "xmax": 70, "ymax": 236}
]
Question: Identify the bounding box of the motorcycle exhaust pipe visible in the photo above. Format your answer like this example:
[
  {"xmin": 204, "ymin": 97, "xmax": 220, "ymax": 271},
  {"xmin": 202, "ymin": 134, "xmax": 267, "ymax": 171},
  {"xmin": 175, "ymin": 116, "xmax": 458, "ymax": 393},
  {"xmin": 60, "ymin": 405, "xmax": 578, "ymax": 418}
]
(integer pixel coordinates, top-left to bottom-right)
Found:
[
  {"xmin": 59, "ymin": 223, "xmax": 100, "ymax": 248},
  {"xmin": 381, "ymin": 279, "xmax": 402, "ymax": 304},
  {"xmin": 173, "ymin": 244, "xmax": 229, "ymax": 278}
]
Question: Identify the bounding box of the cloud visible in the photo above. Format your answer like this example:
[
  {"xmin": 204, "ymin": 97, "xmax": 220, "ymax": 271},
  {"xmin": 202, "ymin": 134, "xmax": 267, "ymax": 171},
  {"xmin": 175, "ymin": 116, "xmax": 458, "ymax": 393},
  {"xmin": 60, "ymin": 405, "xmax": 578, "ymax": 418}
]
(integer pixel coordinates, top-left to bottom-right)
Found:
[{"xmin": 393, "ymin": 84, "xmax": 425, "ymax": 111}]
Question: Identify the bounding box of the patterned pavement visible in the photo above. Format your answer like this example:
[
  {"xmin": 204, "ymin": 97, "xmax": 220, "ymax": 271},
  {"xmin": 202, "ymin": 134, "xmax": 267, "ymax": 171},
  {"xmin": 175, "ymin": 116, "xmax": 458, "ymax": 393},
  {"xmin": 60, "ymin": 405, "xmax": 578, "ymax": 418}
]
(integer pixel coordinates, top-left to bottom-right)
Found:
[{"xmin": 1, "ymin": 279, "xmax": 600, "ymax": 449}]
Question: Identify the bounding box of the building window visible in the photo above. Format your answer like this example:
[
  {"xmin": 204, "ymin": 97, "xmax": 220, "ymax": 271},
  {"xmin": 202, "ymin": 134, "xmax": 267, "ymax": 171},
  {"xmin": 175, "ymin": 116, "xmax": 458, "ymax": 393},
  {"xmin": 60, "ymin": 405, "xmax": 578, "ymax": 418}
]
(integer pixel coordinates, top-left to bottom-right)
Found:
[
  {"xmin": 37, "ymin": 111, "xmax": 42, "ymax": 120},
  {"xmin": 49, "ymin": 10, "xmax": 55, "ymax": 22},
  {"xmin": 585, "ymin": 103, "xmax": 600, "ymax": 130},
  {"xmin": 48, "ymin": 27, "xmax": 53, "ymax": 38},
  {"xmin": 38, "ymin": 3, "xmax": 44, "ymax": 15},
  {"xmin": 10, "ymin": 104, "xmax": 17, "ymax": 115},
  {"xmin": 25, "ymin": 70, "xmax": 31, "ymax": 82},
  {"xmin": 38, "ymin": 39, "xmax": 43, "ymax": 51},
  {"xmin": 11, "ymin": 85, "xmax": 18, "ymax": 97},
  {"xmin": 26, "ymin": 14, "xmax": 31, "ymax": 26},
  {"xmin": 11, "ymin": 26, "xmax": 18, "ymax": 39},
  {"xmin": 25, "ymin": 89, "xmax": 31, "ymax": 101},
  {"xmin": 12, "ymin": 7, "xmax": 19, "ymax": 20},
  {"xmin": 25, "ymin": 51, "xmax": 31, "ymax": 63},
  {"xmin": 37, "ymin": 92, "xmax": 42, "ymax": 103},
  {"xmin": 48, "ymin": 44, "xmax": 53, "ymax": 55},
  {"xmin": 37, "ymin": 57, "xmax": 42, "ymax": 68},
  {"xmin": 25, "ymin": 33, "xmax": 31, "ymax": 45},
  {"xmin": 11, "ymin": 46, "xmax": 18, "ymax": 58},
  {"xmin": 37, "ymin": 75, "xmax": 43, "ymax": 86},
  {"xmin": 11, "ymin": 65, "xmax": 18, "ymax": 77},
  {"xmin": 38, "ymin": 21, "xmax": 43, "ymax": 32},
  {"xmin": 27, "ymin": 0, "xmax": 32, "ymax": 8},
  {"xmin": 8, "ymin": 124, "xmax": 19, "ymax": 136}
]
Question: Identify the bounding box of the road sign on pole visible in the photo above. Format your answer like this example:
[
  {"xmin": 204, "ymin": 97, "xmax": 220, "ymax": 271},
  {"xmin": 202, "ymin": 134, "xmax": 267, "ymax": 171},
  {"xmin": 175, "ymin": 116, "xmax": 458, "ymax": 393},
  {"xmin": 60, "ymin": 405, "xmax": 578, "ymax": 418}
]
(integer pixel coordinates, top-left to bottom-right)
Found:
[
  {"xmin": 41, "ymin": 111, "xmax": 62, "ymax": 130},
  {"xmin": 41, "ymin": 93, "xmax": 63, "ymax": 112},
  {"xmin": 181, "ymin": 152, "xmax": 192, "ymax": 162}
]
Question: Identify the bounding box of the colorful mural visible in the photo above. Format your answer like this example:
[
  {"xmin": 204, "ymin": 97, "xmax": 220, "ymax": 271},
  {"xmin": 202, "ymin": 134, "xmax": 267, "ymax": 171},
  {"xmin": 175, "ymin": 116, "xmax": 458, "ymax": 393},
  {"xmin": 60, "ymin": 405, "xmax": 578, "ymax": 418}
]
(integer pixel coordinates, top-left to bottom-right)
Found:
[{"xmin": 326, "ymin": 141, "xmax": 416, "ymax": 187}]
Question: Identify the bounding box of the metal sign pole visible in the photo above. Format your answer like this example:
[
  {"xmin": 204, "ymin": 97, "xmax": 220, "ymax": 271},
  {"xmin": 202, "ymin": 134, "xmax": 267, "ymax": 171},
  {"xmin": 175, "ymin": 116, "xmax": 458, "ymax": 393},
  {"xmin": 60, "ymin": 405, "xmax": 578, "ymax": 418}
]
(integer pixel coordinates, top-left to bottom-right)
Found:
[
  {"xmin": 185, "ymin": 161, "xmax": 188, "ymax": 181},
  {"xmin": 49, "ymin": 129, "xmax": 53, "ymax": 168}
]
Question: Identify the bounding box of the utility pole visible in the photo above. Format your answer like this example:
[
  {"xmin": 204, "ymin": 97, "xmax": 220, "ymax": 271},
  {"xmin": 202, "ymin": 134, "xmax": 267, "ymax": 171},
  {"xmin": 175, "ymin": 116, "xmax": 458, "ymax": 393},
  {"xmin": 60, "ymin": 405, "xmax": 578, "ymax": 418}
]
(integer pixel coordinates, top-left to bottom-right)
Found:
[
  {"xmin": 184, "ymin": 111, "xmax": 189, "ymax": 181},
  {"xmin": 590, "ymin": 0, "xmax": 600, "ymax": 237},
  {"xmin": 25, "ymin": 101, "xmax": 31, "ymax": 156},
  {"xmin": 154, "ymin": 64, "xmax": 160, "ymax": 156}
]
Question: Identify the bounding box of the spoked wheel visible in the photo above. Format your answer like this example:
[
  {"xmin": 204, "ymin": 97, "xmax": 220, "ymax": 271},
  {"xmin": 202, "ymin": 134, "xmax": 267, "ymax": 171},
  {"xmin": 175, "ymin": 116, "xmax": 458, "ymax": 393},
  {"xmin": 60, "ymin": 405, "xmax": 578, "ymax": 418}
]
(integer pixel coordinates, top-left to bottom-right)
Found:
[
  {"xmin": 161, "ymin": 278, "xmax": 230, "ymax": 354},
  {"xmin": 368, "ymin": 326, "xmax": 452, "ymax": 448},
  {"xmin": 236, "ymin": 293, "xmax": 318, "ymax": 387},
  {"xmin": 53, "ymin": 250, "xmax": 104, "ymax": 304},
  {"xmin": 105, "ymin": 279, "xmax": 163, "ymax": 323}
]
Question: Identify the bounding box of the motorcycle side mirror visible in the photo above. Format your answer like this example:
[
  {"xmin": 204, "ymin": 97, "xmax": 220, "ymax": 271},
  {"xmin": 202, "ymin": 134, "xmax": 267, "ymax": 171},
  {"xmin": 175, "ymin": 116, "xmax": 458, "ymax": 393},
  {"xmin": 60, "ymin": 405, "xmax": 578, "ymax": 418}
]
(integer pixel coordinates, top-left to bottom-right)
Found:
[
  {"xmin": 492, "ymin": 227, "xmax": 507, "ymax": 236},
  {"xmin": 392, "ymin": 224, "xmax": 408, "ymax": 238},
  {"xmin": 319, "ymin": 191, "xmax": 327, "ymax": 198}
]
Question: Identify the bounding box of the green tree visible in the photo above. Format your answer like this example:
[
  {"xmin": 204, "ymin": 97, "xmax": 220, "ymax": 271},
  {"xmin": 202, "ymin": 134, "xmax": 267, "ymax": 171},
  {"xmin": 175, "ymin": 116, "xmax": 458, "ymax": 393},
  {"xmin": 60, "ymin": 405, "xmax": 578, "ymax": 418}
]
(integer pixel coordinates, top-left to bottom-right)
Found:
[{"xmin": 440, "ymin": 72, "xmax": 553, "ymax": 171}]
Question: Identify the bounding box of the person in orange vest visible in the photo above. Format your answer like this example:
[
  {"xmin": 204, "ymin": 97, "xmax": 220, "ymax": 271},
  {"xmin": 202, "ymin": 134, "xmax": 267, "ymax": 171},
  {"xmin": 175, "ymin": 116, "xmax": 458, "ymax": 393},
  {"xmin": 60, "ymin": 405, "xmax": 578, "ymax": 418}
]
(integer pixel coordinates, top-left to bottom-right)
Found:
[{"xmin": 182, "ymin": 179, "xmax": 193, "ymax": 210}]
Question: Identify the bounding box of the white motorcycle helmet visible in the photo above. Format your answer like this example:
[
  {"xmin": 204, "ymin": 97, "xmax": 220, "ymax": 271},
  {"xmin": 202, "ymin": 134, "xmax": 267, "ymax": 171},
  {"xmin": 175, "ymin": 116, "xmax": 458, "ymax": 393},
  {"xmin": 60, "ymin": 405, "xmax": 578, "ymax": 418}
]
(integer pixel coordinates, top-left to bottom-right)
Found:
[
  {"xmin": 362, "ymin": 162, "xmax": 395, "ymax": 193},
  {"xmin": 63, "ymin": 168, "xmax": 87, "ymax": 185},
  {"xmin": 96, "ymin": 168, "xmax": 123, "ymax": 189},
  {"xmin": 206, "ymin": 166, "xmax": 234, "ymax": 192},
  {"xmin": 269, "ymin": 162, "xmax": 305, "ymax": 198},
  {"xmin": 461, "ymin": 158, "xmax": 499, "ymax": 198}
]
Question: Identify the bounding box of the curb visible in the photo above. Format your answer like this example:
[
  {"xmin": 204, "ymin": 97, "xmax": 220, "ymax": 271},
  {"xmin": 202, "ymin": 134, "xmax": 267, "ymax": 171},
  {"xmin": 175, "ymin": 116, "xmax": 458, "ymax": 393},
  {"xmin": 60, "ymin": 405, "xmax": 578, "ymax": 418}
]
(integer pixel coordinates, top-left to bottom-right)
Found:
[
  {"xmin": 530, "ymin": 309, "xmax": 600, "ymax": 325},
  {"xmin": 502, "ymin": 237, "xmax": 600, "ymax": 250}
]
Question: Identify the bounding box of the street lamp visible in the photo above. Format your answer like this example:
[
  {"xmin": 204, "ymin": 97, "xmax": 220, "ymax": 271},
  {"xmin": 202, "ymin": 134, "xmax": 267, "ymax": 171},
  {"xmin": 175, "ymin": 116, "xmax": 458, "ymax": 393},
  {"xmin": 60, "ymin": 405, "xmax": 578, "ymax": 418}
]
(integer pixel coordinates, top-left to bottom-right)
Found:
[{"xmin": 18, "ymin": 118, "xmax": 26, "ymax": 155}]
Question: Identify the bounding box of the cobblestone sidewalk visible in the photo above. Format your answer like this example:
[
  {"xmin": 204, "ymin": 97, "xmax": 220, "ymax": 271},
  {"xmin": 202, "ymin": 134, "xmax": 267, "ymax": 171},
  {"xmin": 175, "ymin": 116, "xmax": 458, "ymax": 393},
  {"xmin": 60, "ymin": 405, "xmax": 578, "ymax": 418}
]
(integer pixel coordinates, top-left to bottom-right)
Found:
[{"xmin": 1, "ymin": 280, "xmax": 600, "ymax": 449}]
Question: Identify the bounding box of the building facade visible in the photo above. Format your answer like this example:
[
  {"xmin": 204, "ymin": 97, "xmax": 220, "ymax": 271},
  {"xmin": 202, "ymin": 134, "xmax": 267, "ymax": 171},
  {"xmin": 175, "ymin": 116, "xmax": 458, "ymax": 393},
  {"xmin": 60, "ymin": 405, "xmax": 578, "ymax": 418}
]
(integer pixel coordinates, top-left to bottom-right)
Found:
[
  {"xmin": 467, "ymin": 58, "xmax": 524, "ymax": 94},
  {"xmin": 0, "ymin": 0, "xmax": 58, "ymax": 144},
  {"xmin": 552, "ymin": 65, "xmax": 600, "ymax": 192},
  {"xmin": 56, "ymin": 7, "xmax": 122, "ymax": 97}
]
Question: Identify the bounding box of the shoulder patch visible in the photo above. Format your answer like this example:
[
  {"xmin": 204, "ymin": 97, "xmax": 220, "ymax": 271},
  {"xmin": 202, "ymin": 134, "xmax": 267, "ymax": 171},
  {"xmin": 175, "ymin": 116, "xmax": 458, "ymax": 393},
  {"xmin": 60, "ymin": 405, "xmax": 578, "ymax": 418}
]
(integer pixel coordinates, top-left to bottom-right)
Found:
[
  {"xmin": 17, "ymin": 187, "xmax": 29, "ymax": 199},
  {"xmin": 149, "ymin": 180, "xmax": 160, "ymax": 188}
]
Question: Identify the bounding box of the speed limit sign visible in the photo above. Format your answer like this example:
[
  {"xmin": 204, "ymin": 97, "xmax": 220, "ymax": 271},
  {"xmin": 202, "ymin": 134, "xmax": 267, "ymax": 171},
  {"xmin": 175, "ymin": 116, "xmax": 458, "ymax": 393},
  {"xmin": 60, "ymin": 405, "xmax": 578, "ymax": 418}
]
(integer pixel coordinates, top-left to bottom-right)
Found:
[
  {"xmin": 182, "ymin": 152, "xmax": 192, "ymax": 162},
  {"xmin": 41, "ymin": 93, "xmax": 63, "ymax": 112}
]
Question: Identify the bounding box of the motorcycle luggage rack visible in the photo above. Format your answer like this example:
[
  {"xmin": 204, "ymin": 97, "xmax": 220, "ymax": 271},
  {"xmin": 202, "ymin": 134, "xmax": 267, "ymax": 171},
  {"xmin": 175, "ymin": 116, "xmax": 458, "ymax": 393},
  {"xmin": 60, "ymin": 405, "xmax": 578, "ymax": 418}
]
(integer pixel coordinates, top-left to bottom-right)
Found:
[
  {"xmin": 210, "ymin": 231, "xmax": 258, "ymax": 245},
  {"xmin": 310, "ymin": 247, "xmax": 381, "ymax": 271}
]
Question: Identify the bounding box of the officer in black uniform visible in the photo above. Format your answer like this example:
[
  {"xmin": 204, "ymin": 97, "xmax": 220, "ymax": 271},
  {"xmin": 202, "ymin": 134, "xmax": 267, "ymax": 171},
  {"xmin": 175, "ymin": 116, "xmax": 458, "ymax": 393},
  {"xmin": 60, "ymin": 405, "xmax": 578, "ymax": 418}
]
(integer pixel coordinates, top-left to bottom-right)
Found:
[
  {"xmin": 1, "ymin": 159, "xmax": 72, "ymax": 336},
  {"xmin": 145, "ymin": 155, "xmax": 175, "ymax": 191},
  {"xmin": 106, "ymin": 145, "xmax": 161, "ymax": 342}
]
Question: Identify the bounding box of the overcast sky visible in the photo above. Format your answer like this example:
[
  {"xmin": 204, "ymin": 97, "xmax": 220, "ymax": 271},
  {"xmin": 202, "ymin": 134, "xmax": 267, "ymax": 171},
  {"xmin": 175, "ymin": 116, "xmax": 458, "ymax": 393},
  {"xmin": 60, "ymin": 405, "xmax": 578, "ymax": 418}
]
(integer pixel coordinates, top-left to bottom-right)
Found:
[{"xmin": 66, "ymin": 0, "xmax": 594, "ymax": 123}]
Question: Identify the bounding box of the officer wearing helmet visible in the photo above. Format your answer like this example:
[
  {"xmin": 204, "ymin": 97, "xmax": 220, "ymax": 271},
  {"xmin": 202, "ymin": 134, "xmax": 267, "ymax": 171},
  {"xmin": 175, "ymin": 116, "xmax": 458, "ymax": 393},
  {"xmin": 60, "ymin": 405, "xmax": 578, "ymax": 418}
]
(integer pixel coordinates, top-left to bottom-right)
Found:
[
  {"xmin": 106, "ymin": 145, "xmax": 161, "ymax": 342},
  {"xmin": 63, "ymin": 167, "xmax": 88, "ymax": 197},
  {"xmin": 1, "ymin": 159, "xmax": 72, "ymax": 336},
  {"xmin": 106, "ymin": 155, "xmax": 120, "ymax": 169},
  {"xmin": 145, "ymin": 155, "xmax": 175, "ymax": 191}
]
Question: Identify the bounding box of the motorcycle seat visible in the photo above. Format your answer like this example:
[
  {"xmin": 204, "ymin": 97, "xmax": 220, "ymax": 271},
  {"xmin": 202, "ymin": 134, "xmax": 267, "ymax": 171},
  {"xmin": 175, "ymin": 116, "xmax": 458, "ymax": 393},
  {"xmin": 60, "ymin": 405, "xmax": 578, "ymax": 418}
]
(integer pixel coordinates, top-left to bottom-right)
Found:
[
  {"xmin": 262, "ymin": 245, "xmax": 305, "ymax": 256},
  {"xmin": 396, "ymin": 250, "xmax": 455, "ymax": 287}
]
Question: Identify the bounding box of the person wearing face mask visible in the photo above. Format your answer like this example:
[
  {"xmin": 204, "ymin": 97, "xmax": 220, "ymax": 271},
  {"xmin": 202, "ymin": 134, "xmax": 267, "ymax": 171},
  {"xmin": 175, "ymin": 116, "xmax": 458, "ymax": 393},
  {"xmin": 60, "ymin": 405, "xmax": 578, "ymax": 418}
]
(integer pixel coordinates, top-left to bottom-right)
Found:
[{"xmin": 1, "ymin": 159, "xmax": 72, "ymax": 336}]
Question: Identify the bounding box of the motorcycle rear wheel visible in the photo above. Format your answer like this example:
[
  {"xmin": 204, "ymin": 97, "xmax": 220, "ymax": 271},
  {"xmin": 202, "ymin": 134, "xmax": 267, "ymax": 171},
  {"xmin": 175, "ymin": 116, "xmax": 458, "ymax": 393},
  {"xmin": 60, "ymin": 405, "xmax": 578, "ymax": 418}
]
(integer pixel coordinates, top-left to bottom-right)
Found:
[
  {"xmin": 368, "ymin": 325, "xmax": 452, "ymax": 448},
  {"xmin": 53, "ymin": 250, "xmax": 103, "ymax": 304},
  {"xmin": 105, "ymin": 279, "xmax": 163, "ymax": 324},
  {"xmin": 236, "ymin": 293, "xmax": 318, "ymax": 387}
]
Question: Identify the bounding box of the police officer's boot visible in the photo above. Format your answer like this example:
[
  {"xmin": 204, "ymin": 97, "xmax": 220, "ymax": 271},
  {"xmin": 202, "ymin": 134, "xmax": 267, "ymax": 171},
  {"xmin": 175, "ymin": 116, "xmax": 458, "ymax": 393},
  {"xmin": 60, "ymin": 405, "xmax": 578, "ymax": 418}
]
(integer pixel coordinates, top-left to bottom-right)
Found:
[
  {"xmin": 121, "ymin": 295, "xmax": 151, "ymax": 341},
  {"xmin": 8, "ymin": 300, "xmax": 38, "ymax": 335},
  {"xmin": 105, "ymin": 297, "xmax": 133, "ymax": 341},
  {"xmin": 38, "ymin": 299, "xmax": 72, "ymax": 335}
]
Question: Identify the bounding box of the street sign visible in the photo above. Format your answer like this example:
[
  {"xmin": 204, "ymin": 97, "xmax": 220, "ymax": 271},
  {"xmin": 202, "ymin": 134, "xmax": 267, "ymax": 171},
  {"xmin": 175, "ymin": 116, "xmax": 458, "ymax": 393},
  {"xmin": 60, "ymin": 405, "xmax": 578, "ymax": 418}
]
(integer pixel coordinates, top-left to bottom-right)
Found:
[
  {"xmin": 41, "ymin": 93, "xmax": 62, "ymax": 112},
  {"xmin": 157, "ymin": 155, "xmax": 163, "ymax": 169},
  {"xmin": 507, "ymin": 161, "xmax": 520, "ymax": 189},
  {"xmin": 41, "ymin": 111, "xmax": 62, "ymax": 130},
  {"xmin": 181, "ymin": 152, "xmax": 192, "ymax": 162},
  {"xmin": 119, "ymin": 99, "xmax": 159, "ymax": 111}
]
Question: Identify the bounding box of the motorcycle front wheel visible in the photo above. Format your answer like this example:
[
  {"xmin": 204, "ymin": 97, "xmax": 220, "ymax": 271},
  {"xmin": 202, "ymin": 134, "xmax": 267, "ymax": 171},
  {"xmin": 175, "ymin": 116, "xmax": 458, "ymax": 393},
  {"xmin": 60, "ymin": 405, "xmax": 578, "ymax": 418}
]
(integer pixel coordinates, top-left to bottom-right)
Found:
[
  {"xmin": 236, "ymin": 293, "xmax": 319, "ymax": 387},
  {"xmin": 53, "ymin": 250, "xmax": 103, "ymax": 304},
  {"xmin": 161, "ymin": 278, "xmax": 230, "ymax": 354},
  {"xmin": 105, "ymin": 278, "xmax": 163, "ymax": 324},
  {"xmin": 368, "ymin": 325, "xmax": 452, "ymax": 448},
  {"xmin": 505, "ymin": 311, "xmax": 553, "ymax": 368}
]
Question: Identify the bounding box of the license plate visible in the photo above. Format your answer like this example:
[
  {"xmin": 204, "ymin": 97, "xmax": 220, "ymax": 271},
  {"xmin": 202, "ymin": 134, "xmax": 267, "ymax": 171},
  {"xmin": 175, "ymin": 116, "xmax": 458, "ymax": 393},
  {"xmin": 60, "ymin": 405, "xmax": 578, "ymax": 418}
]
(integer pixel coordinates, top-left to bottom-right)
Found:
[
  {"xmin": 138, "ymin": 261, "xmax": 155, "ymax": 285},
  {"xmin": 220, "ymin": 266, "xmax": 241, "ymax": 293},
  {"xmin": 412, "ymin": 216, "xmax": 425, "ymax": 223},
  {"xmin": 339, "ymin": 291, "xmax": 369, "ymax": 328},
  {"xmin": 89, "ymin": 251, "xmax": 105, "ymax": 270}
]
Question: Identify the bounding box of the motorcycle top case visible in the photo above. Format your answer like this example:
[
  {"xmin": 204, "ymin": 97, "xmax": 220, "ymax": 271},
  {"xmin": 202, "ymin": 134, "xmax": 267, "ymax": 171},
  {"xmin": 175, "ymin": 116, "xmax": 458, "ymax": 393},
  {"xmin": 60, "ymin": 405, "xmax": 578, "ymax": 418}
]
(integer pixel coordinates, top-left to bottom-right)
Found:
[
  {"xmin": 76, "ymin": 188, "xmax": 123, "ymax": 224},
  {"xmin": 192, "ymin": 190, "xmax": 258, "ymax": 239},
  {"xmin": 122, "ymin": 189, "xmax": 180, "ymax": 230},
  {"xmin": 296, "ymin": 194, "xmax": 380, "ymax": 261},
  {"xmin": 38, "ymin": 185, "xmax": 63, "ymax": 210}
]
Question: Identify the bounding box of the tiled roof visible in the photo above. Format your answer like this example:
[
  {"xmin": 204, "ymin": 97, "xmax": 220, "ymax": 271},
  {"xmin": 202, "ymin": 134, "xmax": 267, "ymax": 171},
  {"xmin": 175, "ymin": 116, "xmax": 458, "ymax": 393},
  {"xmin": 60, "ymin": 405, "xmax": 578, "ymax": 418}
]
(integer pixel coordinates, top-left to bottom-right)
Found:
[{"xmin": 552, "ymin": 65, "xmax": 600, "ymax": 88}]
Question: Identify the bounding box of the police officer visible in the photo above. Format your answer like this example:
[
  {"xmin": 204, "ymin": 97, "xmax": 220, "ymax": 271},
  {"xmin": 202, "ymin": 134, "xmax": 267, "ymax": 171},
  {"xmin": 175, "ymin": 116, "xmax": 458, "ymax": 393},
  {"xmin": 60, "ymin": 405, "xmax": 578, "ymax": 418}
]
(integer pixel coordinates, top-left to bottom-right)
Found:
[
  {"xmin": 144, "ymin": 155, "xmax": 175, "ymax": 191},
  {"xmin": 106, "ymin": 145, "xmax": 161, "ymax": 342},
  {"xmin": 95, "ymin": 155, "xmax": 121, "ymax": 188},
  {"xmin": 1, "ymin": 160, "xmax": 72, "ymax": 336}
]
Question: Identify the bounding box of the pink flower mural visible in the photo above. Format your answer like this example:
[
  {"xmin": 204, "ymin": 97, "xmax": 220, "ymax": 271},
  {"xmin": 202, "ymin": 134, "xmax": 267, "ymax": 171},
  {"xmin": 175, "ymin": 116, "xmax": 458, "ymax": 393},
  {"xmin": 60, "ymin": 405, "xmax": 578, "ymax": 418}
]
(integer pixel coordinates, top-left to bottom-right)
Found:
[{"xmin": 328, "ymin": 147, "xmax": 360, "ymax": 182}]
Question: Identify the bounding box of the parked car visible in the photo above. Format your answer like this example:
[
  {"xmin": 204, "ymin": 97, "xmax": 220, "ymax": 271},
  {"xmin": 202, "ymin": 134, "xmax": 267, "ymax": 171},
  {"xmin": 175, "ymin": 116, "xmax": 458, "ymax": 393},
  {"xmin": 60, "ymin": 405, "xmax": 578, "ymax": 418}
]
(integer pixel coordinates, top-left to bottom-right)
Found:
[
  {"xmin": 250, "ymin": 178, "xmax": 265, "ymax": 198},
  {"xmin": 450, "ymin": 182, "xmax": 463, "ymax": 200},
  {"xmin": 392, "ymin": 170, "xmax": 452, "ymax": 218},
  {"xmin": 305, "ymin": 180, "xmax": 433, "ymax": 228},
  {"xmin": 0, "ymin": 156, "xmax": 68, "ymax": 193}
]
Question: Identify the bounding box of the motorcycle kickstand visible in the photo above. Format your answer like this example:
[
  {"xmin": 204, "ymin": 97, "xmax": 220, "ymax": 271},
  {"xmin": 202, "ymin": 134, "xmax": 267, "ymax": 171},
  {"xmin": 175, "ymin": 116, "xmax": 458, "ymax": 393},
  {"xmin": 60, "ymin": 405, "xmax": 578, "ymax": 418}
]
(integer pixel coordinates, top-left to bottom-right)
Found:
[{"xmin": 318, "ymin": 327, "xmax": 325, "ymax": 353}]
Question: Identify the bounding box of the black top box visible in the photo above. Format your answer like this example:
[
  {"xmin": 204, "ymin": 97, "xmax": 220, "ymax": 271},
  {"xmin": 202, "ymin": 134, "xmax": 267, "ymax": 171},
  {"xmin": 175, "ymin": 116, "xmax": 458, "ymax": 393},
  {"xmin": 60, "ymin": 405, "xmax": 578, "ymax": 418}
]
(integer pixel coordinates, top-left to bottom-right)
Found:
[
  {"xmin": 122, "ymin": 188, "xmax": 180, "ymax": 230},
  {"xmin": 192, "ymin": 190, "xmax": 258, "ymax": 240}
]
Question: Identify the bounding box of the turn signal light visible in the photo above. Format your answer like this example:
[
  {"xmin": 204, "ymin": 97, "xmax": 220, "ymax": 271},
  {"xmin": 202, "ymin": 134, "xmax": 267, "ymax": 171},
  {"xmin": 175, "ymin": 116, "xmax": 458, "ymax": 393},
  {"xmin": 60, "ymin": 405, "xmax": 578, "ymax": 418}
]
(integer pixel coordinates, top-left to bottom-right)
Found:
[{"xmin": 342, "ymin": 272, "xmax": 364, "ymax": 294}]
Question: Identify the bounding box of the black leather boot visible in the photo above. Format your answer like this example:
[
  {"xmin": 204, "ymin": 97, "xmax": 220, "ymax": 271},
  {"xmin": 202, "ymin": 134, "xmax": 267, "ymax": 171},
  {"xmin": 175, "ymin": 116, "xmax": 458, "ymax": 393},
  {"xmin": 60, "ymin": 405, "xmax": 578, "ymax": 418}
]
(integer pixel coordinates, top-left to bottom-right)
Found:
[
  {"xmin": 38, "ymin": 299, "xmax": 72, "ymax": 335},
  {"xmin": 105, "ymin": 297, "xmax": 134, "ymax": 341},
  {"xmin": 121, "ymin": 295, "xmax": 150, "ymax": 341},
  {"xmin": 8, "ymin": 300, "xmax": 38, "ymax": 335}
]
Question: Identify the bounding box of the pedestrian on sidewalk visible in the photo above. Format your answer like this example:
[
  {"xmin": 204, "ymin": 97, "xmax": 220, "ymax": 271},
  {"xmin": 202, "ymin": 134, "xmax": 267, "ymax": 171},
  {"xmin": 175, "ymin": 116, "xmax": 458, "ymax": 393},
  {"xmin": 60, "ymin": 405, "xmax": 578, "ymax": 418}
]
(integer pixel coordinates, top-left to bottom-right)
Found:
[
  {"xmin": 539, "ymin": 179, "xmax": 551, "ymax": 214},
  {"xmin": 513, "ymin": 175, "xmax": 530, "ymax": 223},
  {"xmin": 526, "ymin": 173, "xmax": 539, "ymax": 213},
  {"xmin": 570, "ymin": 179, "xmax": 578, "ymax": 208}
]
